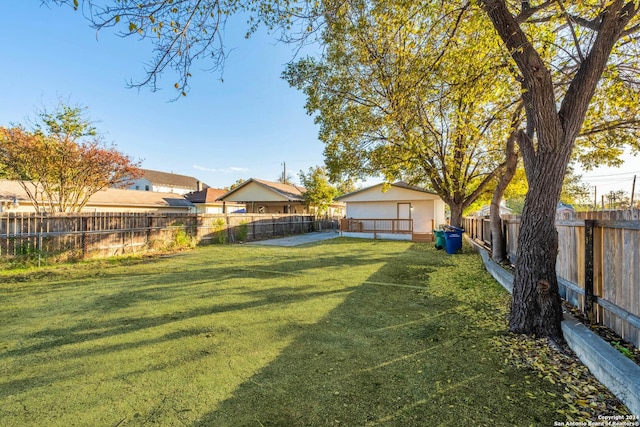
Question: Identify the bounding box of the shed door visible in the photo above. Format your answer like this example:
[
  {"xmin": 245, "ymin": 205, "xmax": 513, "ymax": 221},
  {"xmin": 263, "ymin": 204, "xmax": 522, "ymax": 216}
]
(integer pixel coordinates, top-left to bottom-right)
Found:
[{"xmin": 397, "ymin": 203, "xmax": 411, "ymax": 219}]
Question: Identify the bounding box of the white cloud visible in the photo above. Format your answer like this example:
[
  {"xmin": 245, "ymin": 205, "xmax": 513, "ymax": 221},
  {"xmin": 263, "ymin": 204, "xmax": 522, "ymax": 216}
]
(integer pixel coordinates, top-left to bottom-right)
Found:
[{"xmin": 193, "ymin": 165, "xmax": 249, "ymax": 174}]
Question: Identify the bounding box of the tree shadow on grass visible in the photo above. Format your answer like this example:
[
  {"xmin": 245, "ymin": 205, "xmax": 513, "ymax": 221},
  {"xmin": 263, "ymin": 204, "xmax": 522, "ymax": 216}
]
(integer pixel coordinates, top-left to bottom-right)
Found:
[
  {"xmin": 0, "ymin": 240, "xmax": 564, "ymax": 425},
  {"xmin": 0, "ymin": 241, "xmax": 386, "ymax": 405},
  {"xmin": 191, "ymin": 244, "xmax": 562, "ymax": 427},
  {"xmin": 0, "ymin": 282, "xmax": 361, "ymax": 403},
  {"xmin": 1, "ymin": 283, "xmax": 357, "ymax": 360}
]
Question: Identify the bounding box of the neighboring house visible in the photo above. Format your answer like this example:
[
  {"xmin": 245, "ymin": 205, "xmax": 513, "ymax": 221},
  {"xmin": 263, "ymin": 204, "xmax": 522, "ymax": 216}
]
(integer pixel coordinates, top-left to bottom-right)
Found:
[
  {"xmin": 217, "ymin": 178, "xmax": 309, "ymax": 214},
  {"xmin": 128, "ymin": 168, "xmax": 209, "ymax": 195},
  {"xmin": 81, "ymin": 188, "xmax": 194, "ymax": 213},
  {"xmin": 0, "ymin": 180, "xmax": 194, "ymax": 213},
  {"xmin": 557, "ymin": 202, "xmax": 575, "ymax": 215},
  {"xmin": 475, "ymin": 201, "xmax": 575, "ymax": 217},
  {"xmin": 185, "ymin": 188, "xmax": 245, "ymax": 214},
  {"xmin": 336, "ymin": 182, "xmax": 446, "ymax": 241},
  {"xmin": 476, "ymin": 201, "xmax": 514, "ymax": 217}
]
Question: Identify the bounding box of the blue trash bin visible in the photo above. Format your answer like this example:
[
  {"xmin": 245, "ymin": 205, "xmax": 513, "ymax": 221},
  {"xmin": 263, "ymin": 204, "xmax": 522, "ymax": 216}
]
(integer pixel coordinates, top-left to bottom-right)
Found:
[{"xmin": 444, "ymin": 226, "xmax": 464, "ymax": 254}]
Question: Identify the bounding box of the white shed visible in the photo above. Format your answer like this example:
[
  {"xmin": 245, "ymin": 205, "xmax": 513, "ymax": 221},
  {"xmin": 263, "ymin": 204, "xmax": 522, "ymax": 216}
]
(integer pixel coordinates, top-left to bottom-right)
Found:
[{"xmin": 336, "ymin": 182, "xmax": 446, "ymax": 241}]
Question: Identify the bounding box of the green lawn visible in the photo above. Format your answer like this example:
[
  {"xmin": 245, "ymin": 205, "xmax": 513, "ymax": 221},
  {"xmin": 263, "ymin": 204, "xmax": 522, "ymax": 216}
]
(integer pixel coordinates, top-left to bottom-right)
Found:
[{"xmin": 0, "ymin": 238, "xmax": 622, "ymax": 426}]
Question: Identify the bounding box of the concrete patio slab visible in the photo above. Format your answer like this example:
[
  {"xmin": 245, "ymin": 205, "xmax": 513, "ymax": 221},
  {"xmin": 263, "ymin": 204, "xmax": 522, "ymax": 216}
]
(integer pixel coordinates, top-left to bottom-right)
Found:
[{"xmin": 246, "ymin": 231, "xmax": 340, "ymax": 247}]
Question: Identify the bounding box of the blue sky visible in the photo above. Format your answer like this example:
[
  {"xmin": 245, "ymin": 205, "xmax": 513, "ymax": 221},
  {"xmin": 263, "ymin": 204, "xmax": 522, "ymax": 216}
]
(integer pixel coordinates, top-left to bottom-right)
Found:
[
  {"xmin": 1, "ymin": 2, "xmax": 638, "ymax": 197},
  {"xmin": 1, "ymin": 2, "xmax": 327, "ymax": 189}
]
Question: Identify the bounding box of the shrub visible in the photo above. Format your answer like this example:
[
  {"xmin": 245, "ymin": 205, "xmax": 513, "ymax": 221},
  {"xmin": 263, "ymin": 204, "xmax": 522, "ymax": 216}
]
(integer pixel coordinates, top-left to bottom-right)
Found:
[
  {"xmin": 236, "ymin": 221, "xmax": 249, "ymax": 242},
  {"xmin": 172, "ymin": 228, "xmax": 195, "ymax": 249},
  {"xmin": 213, "ymin": 218, "xmax": 227, "ymax": 244}
]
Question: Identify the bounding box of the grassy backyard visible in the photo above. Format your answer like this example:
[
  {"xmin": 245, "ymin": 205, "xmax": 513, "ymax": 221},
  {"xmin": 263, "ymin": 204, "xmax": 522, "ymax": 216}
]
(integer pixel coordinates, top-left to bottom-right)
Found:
[{"xmin": 0, "ymin": 238, "xmax": 627, "ymax": 426}]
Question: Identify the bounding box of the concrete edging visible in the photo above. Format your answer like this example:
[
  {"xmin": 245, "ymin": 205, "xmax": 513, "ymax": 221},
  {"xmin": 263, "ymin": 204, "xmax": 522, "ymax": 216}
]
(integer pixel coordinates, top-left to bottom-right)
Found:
[{"xmin": 472, "ymin": 240, "xmax": 640, "ymax": 417}]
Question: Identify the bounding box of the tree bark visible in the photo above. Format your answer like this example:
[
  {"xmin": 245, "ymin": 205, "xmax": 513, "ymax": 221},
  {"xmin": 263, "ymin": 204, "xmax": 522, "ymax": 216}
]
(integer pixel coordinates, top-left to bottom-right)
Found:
[
  {"xmin": 490, "ymin": 129, "xmax": 519, "ymax": 264},
  {"xmin": 449, "ymin": 204, "xmax": 463, "ymax": 228},
  {"xmin": 509, "ymin": 148, "xmax": 570, "ymax": 338}
]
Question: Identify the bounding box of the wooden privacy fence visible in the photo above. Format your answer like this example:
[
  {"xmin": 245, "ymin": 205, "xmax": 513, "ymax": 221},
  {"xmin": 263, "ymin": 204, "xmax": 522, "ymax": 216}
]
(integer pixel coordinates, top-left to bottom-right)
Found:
[
  {"xmin": 0, "ymin": 212, "xmax": 337, "ymax": 260},
  {"xmin": 464, "ymin": 210, "xmax": 640, "ymax": 348}
]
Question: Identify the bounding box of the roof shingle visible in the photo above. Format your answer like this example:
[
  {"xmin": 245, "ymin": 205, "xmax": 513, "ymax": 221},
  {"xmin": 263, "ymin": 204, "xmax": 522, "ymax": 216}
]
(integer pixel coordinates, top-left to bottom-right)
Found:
[
  {"xmin": 139, "ymin": 169, "xmax": 208, "ymax": 190},
  {"xmin": 185, "ymin": 188, "xmax": 227, "ymax": 204}
]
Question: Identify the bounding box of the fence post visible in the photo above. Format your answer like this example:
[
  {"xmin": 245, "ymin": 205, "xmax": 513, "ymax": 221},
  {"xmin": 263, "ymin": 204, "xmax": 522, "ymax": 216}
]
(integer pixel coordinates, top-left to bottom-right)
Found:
[
  {"xmin": 81, "ymin": 216, "xmax": 88, "ymax": 259},
  {"xmin": 37, "ymin": 232, "xmax": 42, "ymax": 267},
  {"xmin": 584, "ymin": 219, "xmax": 596, "ymax": 321},
  {"xmin": 147, "ymin": 215, "xmax": 154, "ymax": 247},
  {"xmin": 252, "ymin": 216, "xmax": 256, "ymax": 241}
]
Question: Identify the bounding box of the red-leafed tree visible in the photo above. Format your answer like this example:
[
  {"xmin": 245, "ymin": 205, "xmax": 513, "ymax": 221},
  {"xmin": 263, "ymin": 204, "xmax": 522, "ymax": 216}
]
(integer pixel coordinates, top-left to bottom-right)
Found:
[{"xmin": 0, "ymin": 104, "xmax": 141, "ymax": 213}]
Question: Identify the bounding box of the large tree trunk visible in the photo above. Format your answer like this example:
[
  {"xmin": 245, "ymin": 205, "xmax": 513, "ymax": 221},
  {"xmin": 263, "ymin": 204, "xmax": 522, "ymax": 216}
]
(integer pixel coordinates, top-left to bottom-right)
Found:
[
  {"xmin": 449, "ymin": 203, "xmax": 463, "ymax": 228},
  {"xmin": 509, "ymin": 151, "xmax": 569, "ymax": 338}
]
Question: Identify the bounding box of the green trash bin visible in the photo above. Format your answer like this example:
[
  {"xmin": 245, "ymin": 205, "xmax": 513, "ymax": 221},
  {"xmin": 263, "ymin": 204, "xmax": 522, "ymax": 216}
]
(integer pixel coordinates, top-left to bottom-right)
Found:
[{"xmin": 434, "ymin": 229, "xmax": 446, "ymax": 250}]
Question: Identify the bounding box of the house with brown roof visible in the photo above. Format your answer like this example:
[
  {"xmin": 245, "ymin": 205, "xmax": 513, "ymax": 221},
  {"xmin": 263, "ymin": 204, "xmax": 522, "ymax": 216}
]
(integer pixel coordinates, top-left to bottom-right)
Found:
[
  {"xmin": 185, "ymin": 188, "xmax": 245, "ymax": 214},
  {"xmin": 0, "ymin": 180, "xmax": 194, "ymax": 213},
  {"xmin": 217, "ymin": 178, "xmax": 309, "ymax": 214},
  {"xmin": 128, "ymin": 168, "xmax": 209, "ymax": 195}
]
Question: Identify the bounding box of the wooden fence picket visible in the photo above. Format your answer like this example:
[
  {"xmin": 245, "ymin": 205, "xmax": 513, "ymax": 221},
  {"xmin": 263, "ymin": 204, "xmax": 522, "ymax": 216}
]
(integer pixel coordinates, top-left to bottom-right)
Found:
[
  {"xmin": 464, "ymin": 210, "xmax": 640, "ymax": 348},
  {"xmin": 0, "ymin": 212, "xmax": 336, "ymax": 260}
]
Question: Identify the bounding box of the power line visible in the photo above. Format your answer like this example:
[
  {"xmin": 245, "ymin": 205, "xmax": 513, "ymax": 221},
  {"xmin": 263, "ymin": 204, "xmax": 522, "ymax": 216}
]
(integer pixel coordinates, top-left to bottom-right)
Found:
[{"xmin": 581, "ymin": 170, "xmax": 640, "ymax": 179}]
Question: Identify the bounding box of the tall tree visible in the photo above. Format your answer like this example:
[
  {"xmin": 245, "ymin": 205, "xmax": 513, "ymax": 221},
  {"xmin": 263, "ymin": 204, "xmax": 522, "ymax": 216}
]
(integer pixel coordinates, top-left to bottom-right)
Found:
[
  {"xmin": 227, "ymin": 178, "xmax": 247, "ymax": 191},
  {"xmin": 560, "ymin": 167, "xmax": 592, "ymax": 208},
  {"xmin": 276, "ymin": 173, "xmax": 296, "ymax": 185},
  {"xmin": 284, "ymin": 1, "xmax": 522, "ymax": 227},
  {"xmin": 605, "ymin": 189, "xmax": 630, "ymax": 209},
  {"xmin": 0, "ymin": 104, "xmax": 141, "ymax": 213},
  {"xmin": 478, "ymin": 0, "xmax": 640, "ymax": 338},
  {"xmin": 298, "ymin": 166, "xmax": 339, "ymax": 217}
]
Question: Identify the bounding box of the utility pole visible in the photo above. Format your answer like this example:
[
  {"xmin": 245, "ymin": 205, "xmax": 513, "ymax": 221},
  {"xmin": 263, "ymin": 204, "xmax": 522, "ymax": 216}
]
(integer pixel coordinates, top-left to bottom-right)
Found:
[
  {"xmin": 631, "ymin": 175, "xmax": 637, "ymax": 209},
  {"xmin": 608, "ymin": 191, "xmax": 618, "ymax": 210}
]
